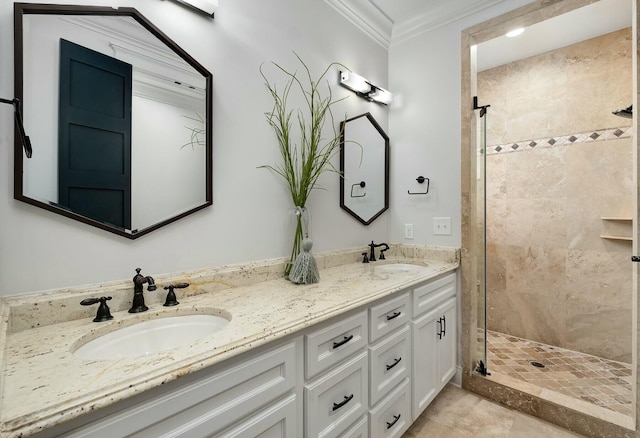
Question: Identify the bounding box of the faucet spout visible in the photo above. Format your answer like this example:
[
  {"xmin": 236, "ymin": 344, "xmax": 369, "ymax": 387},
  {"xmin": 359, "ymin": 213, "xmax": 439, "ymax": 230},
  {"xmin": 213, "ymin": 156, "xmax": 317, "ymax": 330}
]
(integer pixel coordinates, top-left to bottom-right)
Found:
[
  {"xmin": 129, "ymin": 268, "xmax": 156, "ymax": 313},
  {"xmin": 368, "ymin": 241, "xmax": 390, "ymax": 262}
]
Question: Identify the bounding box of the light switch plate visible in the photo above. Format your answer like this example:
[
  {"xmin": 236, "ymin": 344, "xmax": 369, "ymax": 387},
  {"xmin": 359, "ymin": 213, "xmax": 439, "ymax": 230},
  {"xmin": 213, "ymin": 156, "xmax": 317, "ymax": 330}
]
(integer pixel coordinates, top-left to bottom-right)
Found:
[{"xmin": 433, "ymin": 217, "xmax": 451, "ymax": 235}]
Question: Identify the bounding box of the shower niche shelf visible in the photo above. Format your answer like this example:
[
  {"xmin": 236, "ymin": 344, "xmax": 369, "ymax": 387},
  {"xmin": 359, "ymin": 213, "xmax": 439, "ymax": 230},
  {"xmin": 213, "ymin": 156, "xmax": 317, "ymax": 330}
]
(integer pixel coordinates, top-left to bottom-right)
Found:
[{"xmin": 600, "ymin": 217, "xmax": 633, "ymax": 242}]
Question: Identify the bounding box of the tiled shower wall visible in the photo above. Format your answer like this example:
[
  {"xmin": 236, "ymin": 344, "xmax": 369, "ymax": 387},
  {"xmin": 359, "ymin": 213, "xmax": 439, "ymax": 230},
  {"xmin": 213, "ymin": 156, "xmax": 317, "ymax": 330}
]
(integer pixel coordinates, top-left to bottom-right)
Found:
[{"xmin": 478, "ymin": 28, "xmax": 633, "ymax": 363}]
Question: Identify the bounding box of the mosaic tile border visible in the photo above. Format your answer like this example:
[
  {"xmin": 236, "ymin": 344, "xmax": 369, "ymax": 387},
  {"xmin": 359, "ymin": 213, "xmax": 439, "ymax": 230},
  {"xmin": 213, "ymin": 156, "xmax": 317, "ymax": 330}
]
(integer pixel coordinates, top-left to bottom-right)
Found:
[{"xmin": 484, "ymin": 126, "xmax": 632, "ymax": 155}]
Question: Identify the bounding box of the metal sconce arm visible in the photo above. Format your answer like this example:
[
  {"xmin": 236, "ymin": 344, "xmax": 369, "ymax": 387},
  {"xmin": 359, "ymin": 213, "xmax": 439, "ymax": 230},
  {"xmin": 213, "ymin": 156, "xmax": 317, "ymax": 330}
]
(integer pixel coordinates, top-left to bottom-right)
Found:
[{"xmin": 1, "ymin": 97, "xmax": 32, "ymax": 158}]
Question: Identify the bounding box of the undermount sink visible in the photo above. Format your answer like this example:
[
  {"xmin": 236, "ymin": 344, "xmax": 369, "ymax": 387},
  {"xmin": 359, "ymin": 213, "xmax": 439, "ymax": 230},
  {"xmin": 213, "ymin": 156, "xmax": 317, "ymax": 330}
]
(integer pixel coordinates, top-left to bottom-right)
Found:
[
  {"xmin": 374, "ymin": 263, "xmax": 428, "ymax": 274},
  {"xmin": 73, "ymin": 313, "xmax": 231, "ymax": 360}
]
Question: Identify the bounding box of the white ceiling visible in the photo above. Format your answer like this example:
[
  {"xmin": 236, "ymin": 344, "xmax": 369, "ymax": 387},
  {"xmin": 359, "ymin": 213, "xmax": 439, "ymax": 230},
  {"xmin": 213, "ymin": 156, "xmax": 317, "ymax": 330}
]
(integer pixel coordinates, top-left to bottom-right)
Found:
[
  {"xmin": 477, "ymin": 0, "xmax": 632, "ymax": 71},
  {"xmin": 326, "ymin": 0, "xmax": 632, "ymax": 69}
]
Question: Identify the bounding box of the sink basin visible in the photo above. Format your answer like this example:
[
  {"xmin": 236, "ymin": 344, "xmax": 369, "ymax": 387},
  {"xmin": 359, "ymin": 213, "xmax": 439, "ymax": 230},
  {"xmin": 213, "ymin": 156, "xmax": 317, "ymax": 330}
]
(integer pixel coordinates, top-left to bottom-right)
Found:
[
  {"xmin": 374, "ymin": 263, "xmax": 428, "ymax": 274},
  {"xmin": 73, "ymin": 314, "xmax": 230, "ymax": 360}
]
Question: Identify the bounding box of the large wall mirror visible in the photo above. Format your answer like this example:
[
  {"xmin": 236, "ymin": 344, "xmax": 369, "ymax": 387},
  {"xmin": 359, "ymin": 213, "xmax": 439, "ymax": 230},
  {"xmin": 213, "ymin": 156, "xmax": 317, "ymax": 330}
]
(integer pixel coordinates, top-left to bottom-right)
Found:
[
  {"xmin": 14, "ymin": 3, "xmax": 212, "ymax": 239},
  {"xmin": 340, "ymin": 112, "xmax": 389, "ymax": 225}
]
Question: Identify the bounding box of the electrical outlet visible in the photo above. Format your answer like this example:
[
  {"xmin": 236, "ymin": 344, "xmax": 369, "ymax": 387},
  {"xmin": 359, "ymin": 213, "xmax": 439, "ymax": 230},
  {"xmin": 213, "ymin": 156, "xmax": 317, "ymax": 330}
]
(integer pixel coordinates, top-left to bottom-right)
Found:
[
  {"xmin": 433, "ymin": 217, "xmax": 452, "ymax": 236},
  {"xmin": 404, "ymin": 223, "xmax": 414, "ymax": 239}
]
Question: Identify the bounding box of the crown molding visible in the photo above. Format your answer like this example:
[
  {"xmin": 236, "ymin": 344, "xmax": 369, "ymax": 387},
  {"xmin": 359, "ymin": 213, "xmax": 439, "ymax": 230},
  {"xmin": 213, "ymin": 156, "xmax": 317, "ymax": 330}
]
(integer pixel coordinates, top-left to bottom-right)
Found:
[
  {"xmin": 325, "ymin": 0, "xmax": 507, "ymax": 49},
  {"xmin": 324, "ymin": 0, "xmax": 393, "ymax": 49},
  {"xmin": 392, "ymin": 0, "xmax": 506, "ymax": 46}
]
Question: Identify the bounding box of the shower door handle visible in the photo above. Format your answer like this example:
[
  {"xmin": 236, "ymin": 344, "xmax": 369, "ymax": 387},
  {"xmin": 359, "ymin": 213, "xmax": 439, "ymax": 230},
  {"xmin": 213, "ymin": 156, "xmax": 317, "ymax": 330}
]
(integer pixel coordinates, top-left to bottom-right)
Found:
[{"xmin": 632, "ymin": 256, "xmax": 640, "ymax": 262}]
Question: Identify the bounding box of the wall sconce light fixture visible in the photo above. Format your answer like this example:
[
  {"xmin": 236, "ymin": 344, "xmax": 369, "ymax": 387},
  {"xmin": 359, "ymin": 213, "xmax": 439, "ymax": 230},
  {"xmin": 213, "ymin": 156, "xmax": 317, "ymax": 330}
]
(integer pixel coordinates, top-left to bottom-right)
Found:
[
  {"xmin": 339, "ymin": 71, "xmax": 393, "ymax": 106},
  {"xmin": 169, "ymin": 0, "xmax": 217, "ymax": 17}
]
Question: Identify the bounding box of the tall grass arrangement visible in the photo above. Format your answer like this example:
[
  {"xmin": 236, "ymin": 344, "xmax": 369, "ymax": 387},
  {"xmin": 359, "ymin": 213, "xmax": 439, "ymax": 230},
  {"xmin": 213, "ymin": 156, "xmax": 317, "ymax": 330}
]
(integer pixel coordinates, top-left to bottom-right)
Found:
[{"xmin": 259, "ymin": 54, "xmax": 346, "ymax": 277}]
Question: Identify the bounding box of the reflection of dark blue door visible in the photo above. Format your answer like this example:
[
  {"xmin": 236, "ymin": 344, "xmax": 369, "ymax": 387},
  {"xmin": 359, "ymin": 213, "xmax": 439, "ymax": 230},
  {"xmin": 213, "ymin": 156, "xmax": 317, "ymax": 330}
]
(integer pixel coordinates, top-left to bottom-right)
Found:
[{"xmin": 58, "ymin": 39, "xmax": 132, "ymax": 229}]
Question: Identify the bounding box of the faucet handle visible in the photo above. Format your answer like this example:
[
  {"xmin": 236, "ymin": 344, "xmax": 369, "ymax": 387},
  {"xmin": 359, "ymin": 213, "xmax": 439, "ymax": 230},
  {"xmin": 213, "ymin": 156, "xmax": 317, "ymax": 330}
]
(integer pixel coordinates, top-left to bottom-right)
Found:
[
  {"xmin": 361, "ymin": 252, "xmax": 369, "ymax": 263},
  {"xmin": 163, "ymin": 283, "xmax": 189, "ymax": 307},
  {"xmin": 81, "ymin": 296, "xmax": 113, "ymax": 322}
]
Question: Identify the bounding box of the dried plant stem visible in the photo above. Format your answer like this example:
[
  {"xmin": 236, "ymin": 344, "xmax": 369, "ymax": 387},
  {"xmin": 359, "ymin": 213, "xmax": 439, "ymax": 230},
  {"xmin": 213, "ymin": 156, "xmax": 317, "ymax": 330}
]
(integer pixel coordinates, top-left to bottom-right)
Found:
[{"xmin": 259, "ymin": 54, "xmax": 347, "ymax": 275}]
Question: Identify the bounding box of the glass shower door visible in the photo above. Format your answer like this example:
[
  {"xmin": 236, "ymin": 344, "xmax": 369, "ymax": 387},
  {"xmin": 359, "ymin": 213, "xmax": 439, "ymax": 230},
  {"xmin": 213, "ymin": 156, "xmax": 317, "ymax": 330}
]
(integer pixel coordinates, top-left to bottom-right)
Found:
[{"xmin": 474, "ymin": 97, "xmax": 488, "ymax": 375}]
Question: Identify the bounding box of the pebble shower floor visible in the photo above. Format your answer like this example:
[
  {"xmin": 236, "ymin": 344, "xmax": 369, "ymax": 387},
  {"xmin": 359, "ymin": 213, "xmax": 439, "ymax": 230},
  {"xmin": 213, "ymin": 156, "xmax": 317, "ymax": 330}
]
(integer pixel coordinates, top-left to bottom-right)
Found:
[{"xmin": 486, "ymin": 330, "xmax": 633, "ymax": 417}]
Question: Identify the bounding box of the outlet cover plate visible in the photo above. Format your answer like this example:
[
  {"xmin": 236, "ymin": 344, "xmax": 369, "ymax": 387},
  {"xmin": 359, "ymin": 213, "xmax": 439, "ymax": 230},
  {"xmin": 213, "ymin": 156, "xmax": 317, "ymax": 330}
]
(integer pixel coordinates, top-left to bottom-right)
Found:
[{"xmin": 404, "ymin": 223, "xmax": 414, "ymax": 239}]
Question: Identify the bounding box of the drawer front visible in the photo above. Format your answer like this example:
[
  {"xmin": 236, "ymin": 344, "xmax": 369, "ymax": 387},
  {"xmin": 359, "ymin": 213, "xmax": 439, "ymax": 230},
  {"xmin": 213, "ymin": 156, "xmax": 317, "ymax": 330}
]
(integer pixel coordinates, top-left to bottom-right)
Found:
[
  {"xmin": 305, "ymin": 351, "xmax": 368, "ymax": 438},
  {"xmin": 412, "ymin": 272, "xmax": 456, "ymax": 317},
  {"xmin": 368, "ymin": 378, "xmax": 411, "ymax": 438},
  {"xmin": 338, "ymin": 415, "xmax": 368, "ymax": 438},
  {"xmin": 369, "ymin": 292, "xmax": 410, "ymax": 343},
  {"xmin": 217, "ymin": 394, "xmax": 297, "ymax": 438},
  {"xmin": 305, "ymin": 311, "xmax": 368, "ymax": 379},
  {"xmin": 86, "ymin": 340, "xmax": 299, "ymax": 438},
  {"xmin": 368, "ymin": 325, "xmax": 410, "ymax": 407}
]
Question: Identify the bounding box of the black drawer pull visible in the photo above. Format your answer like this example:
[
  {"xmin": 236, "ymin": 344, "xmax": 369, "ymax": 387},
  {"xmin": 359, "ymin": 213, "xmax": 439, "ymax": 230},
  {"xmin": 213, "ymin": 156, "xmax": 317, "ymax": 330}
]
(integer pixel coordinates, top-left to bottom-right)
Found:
[
  {"xmin": 333, "ymin": 335, "xmax": 353, "ymax": 349},
  {"xmin": 437, "ymin": 318, "xmax": 442, "ymax": 339},
  {"xmin": 386, "ymin": 311, "xmax": 401, "ymax": 321},
  {"xmin": 386, "ymin": 357, "xmax": 402, "ymax": 371},
  {"xmin": 386, "ymin": 414, "xmax": 401, "ymax": 429},
  {"xmin": 332, "ymin": 394, "xmax": 354, "ymax": 411},
  {"xmin": 441, "ymin": 314, "xmax": 446, "ymax": 337}
]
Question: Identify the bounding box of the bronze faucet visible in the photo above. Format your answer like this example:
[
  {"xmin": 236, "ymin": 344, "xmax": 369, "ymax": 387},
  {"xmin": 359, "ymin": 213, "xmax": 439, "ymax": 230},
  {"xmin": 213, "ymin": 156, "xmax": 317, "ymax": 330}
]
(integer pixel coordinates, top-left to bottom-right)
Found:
[
  {"xmin": 368, "ymin": 241, "xmax": 390, "ymax": 262},
  {"xmin": 129, "ymin": 268, "xmax": 156, "ymax": 313}
]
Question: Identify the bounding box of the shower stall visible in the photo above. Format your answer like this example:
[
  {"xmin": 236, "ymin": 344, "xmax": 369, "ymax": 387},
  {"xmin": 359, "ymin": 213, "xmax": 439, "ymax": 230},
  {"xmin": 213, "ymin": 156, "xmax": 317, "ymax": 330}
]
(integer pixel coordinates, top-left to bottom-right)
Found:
[{"xmin": 463, "ymin": 1, "xmax": 636, "ymax": 432}]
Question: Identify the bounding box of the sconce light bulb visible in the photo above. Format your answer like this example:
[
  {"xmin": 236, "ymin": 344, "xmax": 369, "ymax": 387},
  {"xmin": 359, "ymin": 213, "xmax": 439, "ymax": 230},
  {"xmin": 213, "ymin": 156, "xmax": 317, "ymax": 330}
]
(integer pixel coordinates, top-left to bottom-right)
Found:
[
  {"xmin": 369, "ymin": 86, "xmax": 393, "ymax": 106},
  {"xmin": 340, "ymin": 71, "xmax": 371, "ymax": 94}
]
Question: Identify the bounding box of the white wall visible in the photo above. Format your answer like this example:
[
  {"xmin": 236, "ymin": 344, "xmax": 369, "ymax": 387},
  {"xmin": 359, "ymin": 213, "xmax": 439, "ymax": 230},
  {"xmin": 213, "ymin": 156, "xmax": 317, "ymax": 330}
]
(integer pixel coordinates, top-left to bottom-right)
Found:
[
  {"xmin": 0, "ymin": 0, "xmax": 389, "ymax": 295},
  {"xmin": 387, "ymin": 0, "xmax": 536, "ymax": 247}
]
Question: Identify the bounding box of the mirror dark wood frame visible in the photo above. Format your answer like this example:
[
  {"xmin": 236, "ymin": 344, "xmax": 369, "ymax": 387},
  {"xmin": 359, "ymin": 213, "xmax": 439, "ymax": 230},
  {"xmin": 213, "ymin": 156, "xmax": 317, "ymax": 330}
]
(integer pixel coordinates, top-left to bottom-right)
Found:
[
  {"xmin": 339, "ymin": 112, "xmax": 389, "ymax": 225},
  {"xmin": 13, "ymin": 3, "xmax": 213, "ymax": 239}
]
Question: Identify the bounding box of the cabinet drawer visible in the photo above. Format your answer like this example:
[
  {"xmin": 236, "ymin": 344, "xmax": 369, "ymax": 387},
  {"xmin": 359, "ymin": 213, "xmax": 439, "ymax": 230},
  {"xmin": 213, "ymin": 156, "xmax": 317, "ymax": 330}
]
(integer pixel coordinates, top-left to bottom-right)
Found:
[
  {"xmin": 412, "ymin": 272, "xmax": 456, "ymax": 317},
  {"xmin": 305, "ymin": 311, "xmax": 368, "ymax": 379},
  {"xmin": 305, "ymin": 351, "xmax": 368, "ymax": 438},
  {"xmin": 339, "ymin": 415, "xmax": 368, "ymax": 438},
  {"xmin": 368, "ymin": 325, "xmax": 410, "ymax": 407},
  {"xmin": 369, "ymin": 292, "xmax": 410, "ymax": 343},
  {"xmin": 368, "ymin": 378, "xmax": 410, "ymax": 438},
  {"xmin": 86, "ymin": 340, "xmax": 299, "ymax": 438}
]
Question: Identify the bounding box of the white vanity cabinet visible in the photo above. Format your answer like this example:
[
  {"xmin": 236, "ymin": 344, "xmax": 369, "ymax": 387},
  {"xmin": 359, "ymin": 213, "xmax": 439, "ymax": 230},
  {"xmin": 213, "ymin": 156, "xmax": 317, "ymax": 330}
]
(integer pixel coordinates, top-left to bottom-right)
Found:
[
  {"xmin": 31, "ymin": 268, "xmax": 458, "ymax": 438},
  {"xmin": 39, "ymin": 339, "xmax": 302, "ymax": 438},
  {"xmin": 411, "ymin": 272, "xmax": 457, "ymax": 419}
]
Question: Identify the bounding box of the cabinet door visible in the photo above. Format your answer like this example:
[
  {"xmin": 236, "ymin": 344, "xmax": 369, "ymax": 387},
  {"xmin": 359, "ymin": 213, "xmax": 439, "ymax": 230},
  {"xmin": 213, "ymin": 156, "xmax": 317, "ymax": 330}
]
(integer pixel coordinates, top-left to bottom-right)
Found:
[
  {"xmin": 436, "ymin": 298, "xmax": 457, "ymax": 389},
  {"xmin": 411, "ymin": 308, "xmax": 438, "ymax": 420}
]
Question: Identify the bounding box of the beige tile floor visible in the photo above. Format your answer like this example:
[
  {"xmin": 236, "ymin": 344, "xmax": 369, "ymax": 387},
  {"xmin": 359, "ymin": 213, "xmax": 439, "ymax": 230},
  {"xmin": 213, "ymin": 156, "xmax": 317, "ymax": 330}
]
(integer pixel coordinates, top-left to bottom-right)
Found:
[{"xmin": 404, "ymin": 385, "xmax": 585, "ymax": 437}]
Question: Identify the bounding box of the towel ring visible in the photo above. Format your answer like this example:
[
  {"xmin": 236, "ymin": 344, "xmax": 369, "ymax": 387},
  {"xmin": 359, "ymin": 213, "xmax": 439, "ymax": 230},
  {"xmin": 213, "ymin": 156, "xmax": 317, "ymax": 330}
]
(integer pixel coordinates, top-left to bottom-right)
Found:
[
  {"xmin": 408, "ymin": 176, "xmax": 429, "ymax": 195},
  {"xmin": 350, "ymin": 181, "xmax": 366, "ymax": 198}
]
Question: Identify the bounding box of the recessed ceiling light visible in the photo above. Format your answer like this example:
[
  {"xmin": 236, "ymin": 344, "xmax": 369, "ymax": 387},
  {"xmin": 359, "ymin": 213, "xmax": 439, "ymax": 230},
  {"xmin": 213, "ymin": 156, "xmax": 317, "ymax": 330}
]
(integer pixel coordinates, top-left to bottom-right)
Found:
[{"xmin": 506, "ymin": 28, "xmax": 525, "ymax": 38}]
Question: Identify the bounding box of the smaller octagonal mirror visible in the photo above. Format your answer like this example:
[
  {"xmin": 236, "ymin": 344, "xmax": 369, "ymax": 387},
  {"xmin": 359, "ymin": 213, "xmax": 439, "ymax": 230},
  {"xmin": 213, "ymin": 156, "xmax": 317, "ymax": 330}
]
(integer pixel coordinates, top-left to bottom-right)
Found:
[{"xmin": 340, "ymin": 112, "xmax": 389, "ymax": 225}]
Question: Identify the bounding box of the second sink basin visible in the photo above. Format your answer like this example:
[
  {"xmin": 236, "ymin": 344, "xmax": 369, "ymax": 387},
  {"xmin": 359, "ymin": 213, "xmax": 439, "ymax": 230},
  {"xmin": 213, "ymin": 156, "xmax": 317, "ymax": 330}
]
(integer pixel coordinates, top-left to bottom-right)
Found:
[{"xmin": 73, "ymin": 313, "xmax": 231, "ymax": 360}]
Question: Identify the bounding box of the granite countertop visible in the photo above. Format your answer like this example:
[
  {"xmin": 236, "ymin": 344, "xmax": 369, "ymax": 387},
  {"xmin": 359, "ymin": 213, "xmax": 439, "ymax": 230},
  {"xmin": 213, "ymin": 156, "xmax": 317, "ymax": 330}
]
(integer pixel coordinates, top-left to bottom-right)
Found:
[{"xmin": 0, "ymin": 246, "xmax": 459, "ymax": 437}]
